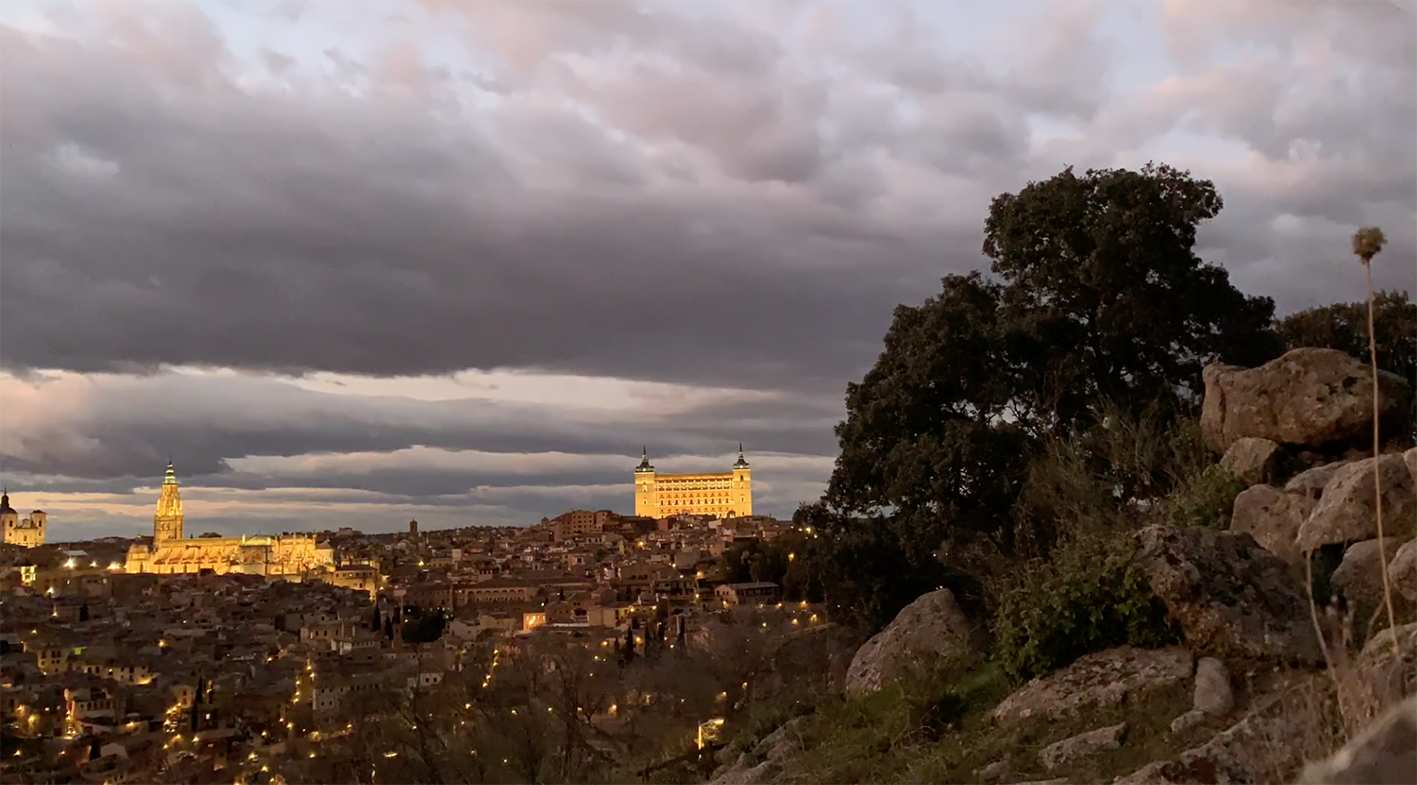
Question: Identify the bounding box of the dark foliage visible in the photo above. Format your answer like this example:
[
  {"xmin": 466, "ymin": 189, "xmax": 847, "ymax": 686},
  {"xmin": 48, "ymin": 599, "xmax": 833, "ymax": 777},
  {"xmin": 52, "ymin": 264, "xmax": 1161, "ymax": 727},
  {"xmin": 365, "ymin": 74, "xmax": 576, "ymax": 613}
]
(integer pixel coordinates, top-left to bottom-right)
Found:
[
  {"xmin": 1277, "ymin": 290, "xmax": 1417, "ymax": 430},
  {"xmin": 992, "ymin": 535, "xmax": 1181, "ymax": 683},
  {"xmin": 813, "ymin": 163, "xmax": 1280, "ymax": 634}
]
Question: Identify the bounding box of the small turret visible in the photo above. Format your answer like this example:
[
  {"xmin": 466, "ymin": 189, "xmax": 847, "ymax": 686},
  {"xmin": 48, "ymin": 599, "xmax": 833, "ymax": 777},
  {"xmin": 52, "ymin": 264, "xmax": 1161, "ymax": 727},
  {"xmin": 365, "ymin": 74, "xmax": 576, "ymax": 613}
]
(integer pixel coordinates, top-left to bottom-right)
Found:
[
  {"xmin": 733, "ymin": 443, "xmax": 750, "ymax": 469},
  {"xmin": 635, "ymin": 447, "xmax": 655, "ymax": 473}
]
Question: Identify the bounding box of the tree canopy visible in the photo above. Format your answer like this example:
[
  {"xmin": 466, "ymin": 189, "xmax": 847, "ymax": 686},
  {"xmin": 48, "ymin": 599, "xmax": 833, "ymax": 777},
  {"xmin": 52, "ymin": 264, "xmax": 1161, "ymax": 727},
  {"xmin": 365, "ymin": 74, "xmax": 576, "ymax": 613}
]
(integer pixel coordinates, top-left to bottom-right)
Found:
[
  {"xmin": 1277, "ymin": 289, "xmax": 1415, "ymax": 386},
  {"xmin": 815, "ymin": 163, "xmax": 1285, "ymax": 631}
]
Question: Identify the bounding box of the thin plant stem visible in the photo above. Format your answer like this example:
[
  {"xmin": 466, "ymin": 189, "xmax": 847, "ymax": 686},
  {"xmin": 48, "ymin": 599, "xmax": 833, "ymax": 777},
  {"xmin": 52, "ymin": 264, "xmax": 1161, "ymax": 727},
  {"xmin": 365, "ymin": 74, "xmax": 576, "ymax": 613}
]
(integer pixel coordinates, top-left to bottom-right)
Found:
[
  {"xmin": 1364, "ymin": 259, "xmax": 1399, "ymax": 657},
  {"xmin": 1305, "ymin": 555, "xmax": 1350, "ymax": 741}
]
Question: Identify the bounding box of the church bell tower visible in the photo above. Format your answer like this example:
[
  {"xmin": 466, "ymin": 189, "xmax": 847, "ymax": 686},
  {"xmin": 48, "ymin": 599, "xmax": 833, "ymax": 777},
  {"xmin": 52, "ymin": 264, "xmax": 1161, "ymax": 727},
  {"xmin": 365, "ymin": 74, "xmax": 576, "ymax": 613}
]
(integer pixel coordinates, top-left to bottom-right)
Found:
[{"xmin": 154, "ymin": 461, "xmax": 184, "ymax": 543}]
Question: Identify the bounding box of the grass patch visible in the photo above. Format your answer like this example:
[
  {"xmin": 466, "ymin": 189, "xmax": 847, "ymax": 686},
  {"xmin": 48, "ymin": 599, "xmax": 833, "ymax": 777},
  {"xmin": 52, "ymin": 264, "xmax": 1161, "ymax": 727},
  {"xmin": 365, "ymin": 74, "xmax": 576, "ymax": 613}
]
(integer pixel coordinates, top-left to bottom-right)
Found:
[
  {"xmin": 1164, "ymin": 463, "xmax": 1249, "ymax": 530},
  {"xmin": 750, "ymin": 656, "xmax": 1229, "ymax": 785}
]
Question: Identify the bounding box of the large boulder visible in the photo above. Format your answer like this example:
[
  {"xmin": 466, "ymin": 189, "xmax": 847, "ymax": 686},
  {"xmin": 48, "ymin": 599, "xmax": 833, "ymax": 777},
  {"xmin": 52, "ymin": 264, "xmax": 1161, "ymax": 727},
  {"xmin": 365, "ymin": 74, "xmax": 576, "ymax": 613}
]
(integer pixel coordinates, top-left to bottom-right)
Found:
[
  {"xmin": 990, "ymin": 646, "xmax": 1193, "ymax": 728},
  {"xmin": 1133, "ymin": 525, "xmax": 1323, "ymax": 664},
  {"xmin": 1230, "ymin": 484, "xmax": 1314, "ymax": 565},
  {"xmin": 1298, "ymin": 695, "xmax": 1417, "ymax": 785},
  {"xmin": 1200, "ymin": 348, "xmax": 1411, "ymax": 453},
  {"xmin": 843, "ymin": 588, "xmax": 970, "ymax": 697},
  {"xmin": 1296, "ymin": 455, "xmax": 1417, "ymax": 552}
]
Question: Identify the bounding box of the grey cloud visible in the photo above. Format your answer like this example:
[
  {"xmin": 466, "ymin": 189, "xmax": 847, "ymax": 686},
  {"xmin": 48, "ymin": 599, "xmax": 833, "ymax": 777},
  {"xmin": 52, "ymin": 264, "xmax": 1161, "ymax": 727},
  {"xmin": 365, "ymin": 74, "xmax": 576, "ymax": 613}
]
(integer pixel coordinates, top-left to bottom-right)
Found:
[
  {"xmin": 0, "ymin": 372, "xmax": 844, "ymax": 483},
  {"xmin": 0, "ymin": 0, "xmax": 1127, "ymax": 391},
  {"xmin": 2, "ymin": 0, "xmax": 1416, "ymax": 536}
]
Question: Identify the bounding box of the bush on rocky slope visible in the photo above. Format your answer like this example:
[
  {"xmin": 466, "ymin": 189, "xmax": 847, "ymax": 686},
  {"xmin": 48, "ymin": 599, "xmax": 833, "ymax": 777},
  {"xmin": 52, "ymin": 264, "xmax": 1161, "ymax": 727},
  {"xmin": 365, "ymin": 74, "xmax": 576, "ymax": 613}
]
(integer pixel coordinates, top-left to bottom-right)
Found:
[{"xmin": 992, "ymin": 534, "xmax": 1180, "ymax": 683}]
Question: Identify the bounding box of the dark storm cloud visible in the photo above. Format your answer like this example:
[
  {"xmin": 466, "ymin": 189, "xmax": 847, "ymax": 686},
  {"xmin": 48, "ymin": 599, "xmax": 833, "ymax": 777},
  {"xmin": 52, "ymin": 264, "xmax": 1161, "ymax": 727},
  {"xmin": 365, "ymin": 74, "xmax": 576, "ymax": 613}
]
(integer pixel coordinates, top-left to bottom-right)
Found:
[
  {"xmin": 1, "ymin": 0, "xmax": 1415, "ymax": 536},
  {"xmin": 10, "ymin": 1, "xmax": 1409, "ymax": 392}
]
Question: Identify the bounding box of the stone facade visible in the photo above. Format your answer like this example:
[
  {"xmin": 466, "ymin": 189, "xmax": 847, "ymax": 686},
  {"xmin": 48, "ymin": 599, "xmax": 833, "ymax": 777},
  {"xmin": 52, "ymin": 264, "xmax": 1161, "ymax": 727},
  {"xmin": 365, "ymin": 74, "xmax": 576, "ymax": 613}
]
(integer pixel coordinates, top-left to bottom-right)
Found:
[
  {"xmin": 0, "ymin": 491, "xmax": 46, "ymax": 548},
  {"xmin": 124, "ymin": 462, "xmax": 334, "ymax": 578},
  {"xmin": 634, "ymin": 446, "xmax": 753, "ymax": 518}
]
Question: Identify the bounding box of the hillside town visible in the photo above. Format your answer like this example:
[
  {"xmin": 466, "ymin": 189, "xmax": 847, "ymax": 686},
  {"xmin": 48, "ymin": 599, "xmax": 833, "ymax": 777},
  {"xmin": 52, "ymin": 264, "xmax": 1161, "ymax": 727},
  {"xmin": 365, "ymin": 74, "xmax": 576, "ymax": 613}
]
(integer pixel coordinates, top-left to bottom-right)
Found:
[{"xmin": 0, "ymin": 499, "xmax": 815, "ymax": 784}]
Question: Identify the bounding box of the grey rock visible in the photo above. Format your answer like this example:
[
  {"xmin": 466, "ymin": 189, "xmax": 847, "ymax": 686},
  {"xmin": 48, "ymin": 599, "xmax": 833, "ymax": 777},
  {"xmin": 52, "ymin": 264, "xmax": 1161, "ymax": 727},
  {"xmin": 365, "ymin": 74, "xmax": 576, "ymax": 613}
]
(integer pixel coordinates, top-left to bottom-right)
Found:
[
  {"xmin": 1230, "ymin": 484, "xmax": 1314, "ymax": 565},
  {"xmin": 1406, "ymin": 446, "xmax": 1417, "ymax": 485},
  {"xmin": 1297, "ymin": 695, "xmax": 1417, "ymax": 785},
  {"xmin": 1286, "ymin": 461, "xmax": 1350, "ymax": 500},
  {"xmin": 1200, "ymin": 348, "xmax": 1411, "ymax": 453},
  {"xmin": 1297, "ymin": 455, "xmax": 1417, "ymax": 552},
  {"xmin": 1168, "ymin": 709, "xmax": 1207, "ymax": 735},
  {"xmin": 976, "ymin": 759, "xmax": 1011, "ymax": 782},
  {"xmin": 991, "ymin": 647, "xmax": 1193, "ymax": 728},
  {"xmin": 843, "ymin": 588, "xmax": 970, "ymax": 697},
  {"xmin": 1220, "ymin": 438, "xmax": 1283, "ymax": 485},
  {"xmin": 1134, "ymin": 525, "xmax": 1324, "ymax": 664},
  {"xmin": 1193, "ymin": 657, "xmax": 1234, "ymax": 716},
  {"xmin": 1038, "ymin": 723, "xmax": 1127, "ymax": 771},
  {"xmin": 1331, "ymin": 538, "xmax": 1407, "ymax": 608},
  {"xmin": 1115, "ymin": 673, "xmax": 1329, "ymax": 785},
  {"xmin": 1389, "ymin": 539, "xmax": 1417, "ymax": 603}
]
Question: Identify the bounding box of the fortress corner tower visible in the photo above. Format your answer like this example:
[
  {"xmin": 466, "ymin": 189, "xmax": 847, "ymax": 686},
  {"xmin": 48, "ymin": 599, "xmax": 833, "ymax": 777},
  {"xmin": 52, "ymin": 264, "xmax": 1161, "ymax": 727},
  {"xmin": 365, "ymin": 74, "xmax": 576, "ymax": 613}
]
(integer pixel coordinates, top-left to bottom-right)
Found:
[{"xmin": 633, "ymin": 445, "xmax": 753, "ymax": 519}]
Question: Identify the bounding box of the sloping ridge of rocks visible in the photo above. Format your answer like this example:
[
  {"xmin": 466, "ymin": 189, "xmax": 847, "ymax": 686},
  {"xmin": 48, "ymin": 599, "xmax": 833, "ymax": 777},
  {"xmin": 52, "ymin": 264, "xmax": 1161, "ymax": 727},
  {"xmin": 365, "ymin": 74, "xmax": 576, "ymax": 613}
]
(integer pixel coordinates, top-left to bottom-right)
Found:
[{"xmin": 708, "ymin": 348, "xmax": 1416, "ymax": 785}]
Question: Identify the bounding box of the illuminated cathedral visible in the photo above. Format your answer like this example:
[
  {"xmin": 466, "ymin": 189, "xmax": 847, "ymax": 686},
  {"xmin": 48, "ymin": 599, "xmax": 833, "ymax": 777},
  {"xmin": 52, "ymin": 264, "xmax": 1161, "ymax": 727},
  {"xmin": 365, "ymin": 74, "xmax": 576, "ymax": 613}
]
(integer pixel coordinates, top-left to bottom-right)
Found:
[{"xmin": 124, "ymin": 462, "xmax": 334, "ymax": 578}]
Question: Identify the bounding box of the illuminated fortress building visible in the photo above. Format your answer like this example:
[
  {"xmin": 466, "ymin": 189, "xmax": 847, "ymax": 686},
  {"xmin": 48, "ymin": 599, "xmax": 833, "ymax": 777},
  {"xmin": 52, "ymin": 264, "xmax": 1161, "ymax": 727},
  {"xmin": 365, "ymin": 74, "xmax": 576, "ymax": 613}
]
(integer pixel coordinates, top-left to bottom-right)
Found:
[
  {"xmin": 125, "ymin": 462, "xmax": 334, "ymax": 578},
  {"xmin": 633, "ymin": 446, "xmax": 753, "ymax": 519}
]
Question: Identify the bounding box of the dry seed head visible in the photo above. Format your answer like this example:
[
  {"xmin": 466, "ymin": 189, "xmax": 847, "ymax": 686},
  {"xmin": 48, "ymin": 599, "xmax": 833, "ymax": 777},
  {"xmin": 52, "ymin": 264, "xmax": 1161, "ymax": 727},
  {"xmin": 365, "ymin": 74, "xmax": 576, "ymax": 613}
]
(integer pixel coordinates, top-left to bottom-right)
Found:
[{"xmin": 1351, "ymin": 226, "xmax": 1386, "ymax": 264}]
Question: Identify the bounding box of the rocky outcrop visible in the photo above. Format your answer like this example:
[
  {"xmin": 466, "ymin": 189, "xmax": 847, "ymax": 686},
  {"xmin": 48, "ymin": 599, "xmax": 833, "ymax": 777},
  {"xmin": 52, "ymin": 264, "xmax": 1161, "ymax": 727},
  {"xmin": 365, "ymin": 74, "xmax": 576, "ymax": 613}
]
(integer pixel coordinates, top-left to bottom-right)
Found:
[
  {"xmin": 708, "ymin": 715, "xmax": 810, "ymax": 785},
  {"xmin": 843, "ymin": 588, "xmax": 970, "ymax": 697},
  {"xmin": 1134, "ymin": 525, "xmax": 1323, "ymax": 664},
  {"xmin": 991, "ymin": 646, "xmax": 1193, "ymax": 728},
  {"xmin": 1200, "ymin": 348, "xmax": 1411, "ymax": 453},
  {"xmin": 1230, "ymin": 485, "xmax": 1314, "ymax": 565},
  {"xmin": 1116, "ymin": 677, "xmax": 1326, "ymax": 785},
  {"xmin": 1297, "ymin": 695, "xmax": 1417, "ymax": 785},
  {"xmin": 1220, "ymin": 437, "xmax": 1283, "ymax": 485},
  {"xmin": 1296, "ymin": 455, "xmax": 1417, "ymax": 551}
]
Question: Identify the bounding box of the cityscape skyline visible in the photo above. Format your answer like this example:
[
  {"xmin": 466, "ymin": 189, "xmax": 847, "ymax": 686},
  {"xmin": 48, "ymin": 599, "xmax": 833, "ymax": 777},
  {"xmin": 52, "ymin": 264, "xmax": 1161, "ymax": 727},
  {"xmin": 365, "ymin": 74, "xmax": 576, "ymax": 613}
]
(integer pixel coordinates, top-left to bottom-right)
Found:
[
  {"xmin": 1, "ymin": 0, "xmax": 1414, "ymax": 538},
  {"xmin": 0, "ymin": 447, "xmax": 780, "ymax": 541}
]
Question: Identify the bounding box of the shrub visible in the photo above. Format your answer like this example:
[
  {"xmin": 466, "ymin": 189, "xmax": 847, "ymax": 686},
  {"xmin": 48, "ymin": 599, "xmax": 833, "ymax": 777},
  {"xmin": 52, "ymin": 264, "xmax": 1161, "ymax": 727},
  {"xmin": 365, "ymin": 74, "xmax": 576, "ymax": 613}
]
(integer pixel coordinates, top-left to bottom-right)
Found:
[
  {"xmin": 1164, "ymin": 463, "xmax": 1248, "ymax": 530},
  {"xmin": 993, "ymin": 534, "xmax": 1181, "ymax": 683}
]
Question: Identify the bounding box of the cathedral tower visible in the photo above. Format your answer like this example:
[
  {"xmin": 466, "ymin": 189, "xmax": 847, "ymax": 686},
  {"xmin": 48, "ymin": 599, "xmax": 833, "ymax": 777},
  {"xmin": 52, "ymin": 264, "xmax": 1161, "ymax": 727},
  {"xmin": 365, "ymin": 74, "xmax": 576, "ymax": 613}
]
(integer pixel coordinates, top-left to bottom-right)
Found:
[{"xmin": 154, "ymin": 461, "xmax": 184, "ymax": 543}]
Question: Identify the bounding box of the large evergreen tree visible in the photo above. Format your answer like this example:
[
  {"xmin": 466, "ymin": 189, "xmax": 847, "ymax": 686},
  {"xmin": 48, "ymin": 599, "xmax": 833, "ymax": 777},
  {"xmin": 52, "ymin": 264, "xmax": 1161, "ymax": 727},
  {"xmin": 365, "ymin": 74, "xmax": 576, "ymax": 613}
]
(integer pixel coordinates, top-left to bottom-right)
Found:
[{"xmin": 816, "ymin": 163, "xmax": 1282, "ymax": 632}]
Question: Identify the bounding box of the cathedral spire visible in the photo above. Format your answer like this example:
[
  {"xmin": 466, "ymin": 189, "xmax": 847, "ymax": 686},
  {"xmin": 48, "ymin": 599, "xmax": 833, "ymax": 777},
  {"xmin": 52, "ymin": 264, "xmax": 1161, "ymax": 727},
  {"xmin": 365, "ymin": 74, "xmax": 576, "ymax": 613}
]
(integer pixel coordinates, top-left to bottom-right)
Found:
[{"xmin": 155, "ymin": 460, "xmax": 184, "ymax": 542}]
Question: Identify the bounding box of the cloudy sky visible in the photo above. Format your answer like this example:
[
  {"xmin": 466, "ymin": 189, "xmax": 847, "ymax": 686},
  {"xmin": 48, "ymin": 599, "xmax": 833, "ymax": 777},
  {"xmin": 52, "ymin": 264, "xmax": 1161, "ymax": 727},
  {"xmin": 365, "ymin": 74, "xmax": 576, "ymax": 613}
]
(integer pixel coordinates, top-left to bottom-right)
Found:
[{"xmin": 1, "ymin": 0, "xmax": 1414, "ymax": 541}]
